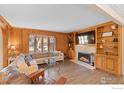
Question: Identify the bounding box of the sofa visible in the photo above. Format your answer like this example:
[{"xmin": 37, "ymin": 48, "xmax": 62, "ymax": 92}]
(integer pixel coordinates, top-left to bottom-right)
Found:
[{"xmin": 30, "ymin": 51, "xmax": 64, "ymax": 64}]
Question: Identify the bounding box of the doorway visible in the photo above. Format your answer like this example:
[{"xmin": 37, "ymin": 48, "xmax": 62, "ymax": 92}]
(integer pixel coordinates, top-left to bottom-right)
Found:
[{"xmin": 0, "ymin": 27, "xmax": 3, "ymax": 70}]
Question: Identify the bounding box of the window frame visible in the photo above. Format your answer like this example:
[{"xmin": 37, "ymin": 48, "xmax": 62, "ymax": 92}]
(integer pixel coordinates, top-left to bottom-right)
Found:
[{"xmin": 29, "ymin": 35, "xmax": 56, "ymax": 53}]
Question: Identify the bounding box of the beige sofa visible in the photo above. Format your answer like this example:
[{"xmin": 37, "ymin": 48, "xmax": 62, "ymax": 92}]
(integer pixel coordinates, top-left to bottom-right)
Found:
[{"xmin": 31, "ymin": 51, "xmax": 64, "ymax": 64}]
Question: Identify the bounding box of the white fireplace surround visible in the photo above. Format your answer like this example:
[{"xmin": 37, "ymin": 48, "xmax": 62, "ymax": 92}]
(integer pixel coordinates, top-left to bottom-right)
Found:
[
  {"xmin": 74, "ymin": 44, "xmax": 96, "ymax": 69},
  {"xmin": 76, "ymin": 44, "xmax": 96, "ymax": 60}
]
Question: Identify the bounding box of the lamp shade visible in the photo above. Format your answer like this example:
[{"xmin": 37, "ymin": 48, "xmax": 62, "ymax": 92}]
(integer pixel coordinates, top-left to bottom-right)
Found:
[{"xmin": 10, "ymin": 45, "xmax": 16, "ymax": 50}]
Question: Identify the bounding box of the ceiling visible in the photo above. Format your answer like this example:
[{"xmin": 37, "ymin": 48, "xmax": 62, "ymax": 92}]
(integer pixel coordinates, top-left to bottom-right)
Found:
[
  {"xmin": 0, "ymin": 4, "xmax": 115, "ymax": 32},
  {"xmin": 108, "ymin": 5, "xmax": 124, "ymax": 18},
  {"xmin": 106, "ymin": 4, "xmax": 124, "ymax": 24}
]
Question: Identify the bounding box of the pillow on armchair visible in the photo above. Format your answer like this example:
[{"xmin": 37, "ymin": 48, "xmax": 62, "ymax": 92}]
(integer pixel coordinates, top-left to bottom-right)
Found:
[
  {"xmin": 25, "ymin": 55, "xmax": 33, "ymax": 66},
  {"xmin": 15, "ymin": 55, "xmax": 27, "ymax": 68}
]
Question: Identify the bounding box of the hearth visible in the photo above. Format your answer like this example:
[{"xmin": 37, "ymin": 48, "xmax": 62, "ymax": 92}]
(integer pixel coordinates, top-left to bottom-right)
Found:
[{"xmin": 78, "ymin": 52, "xmax": 94, "ymax": 65}]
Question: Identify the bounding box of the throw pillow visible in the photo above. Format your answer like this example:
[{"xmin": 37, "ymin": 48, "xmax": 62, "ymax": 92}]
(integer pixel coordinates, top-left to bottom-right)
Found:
[{"xmin": 25, "ymin": 55, "xmax": 33, "ymax": 66}]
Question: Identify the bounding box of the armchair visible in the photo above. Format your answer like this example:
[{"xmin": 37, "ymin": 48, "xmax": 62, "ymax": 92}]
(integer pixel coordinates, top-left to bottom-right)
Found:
[{"xmin": 10, "ymin": 54, "xmax": 38, "ymax": 75}]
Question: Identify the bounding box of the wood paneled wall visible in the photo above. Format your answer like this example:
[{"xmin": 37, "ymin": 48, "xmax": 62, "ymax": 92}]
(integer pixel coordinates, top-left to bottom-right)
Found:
[
  {"xmin": 0, "ymin": 16, "xmax": 12, "ymax": 67},
  {"xmin": 8, "ymin": 27, "xmax": 68, "ymax": 55}
]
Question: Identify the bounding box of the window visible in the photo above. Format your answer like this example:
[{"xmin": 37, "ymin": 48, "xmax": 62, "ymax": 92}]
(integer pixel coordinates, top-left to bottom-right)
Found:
[
  {"xmin": 29, "ymin": 35, "xmax": 56, "ymax": 53},
  {"xmin": 36, "ymin": 37, "xmax": 42, "ymax": 53},
  {"xmin": 49, "ymin": 37, "xmax": 55, "ymax": 52},
  {"xmin": 42, "ymin": 37, "xmax": 48, "ymax": 53},
  {"xmin": 29, "ymin": 35, "xmax": 35, "ymax": 53}
]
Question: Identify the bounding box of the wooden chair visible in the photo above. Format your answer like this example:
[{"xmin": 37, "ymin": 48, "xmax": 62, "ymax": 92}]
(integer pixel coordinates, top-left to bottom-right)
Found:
[
  {"xmin": 28, "ymin": 68, "xmax": 44, "ymax": 83},
  {"xmin": 28, "ymin": 69, "xmax": 67, "ymax": 84}
]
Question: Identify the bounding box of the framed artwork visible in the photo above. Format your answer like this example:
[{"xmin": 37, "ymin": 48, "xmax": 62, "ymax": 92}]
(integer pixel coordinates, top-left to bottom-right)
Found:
[{"xmin": 102, "ymin": 31, "xmax": 113, "ymax": 37}]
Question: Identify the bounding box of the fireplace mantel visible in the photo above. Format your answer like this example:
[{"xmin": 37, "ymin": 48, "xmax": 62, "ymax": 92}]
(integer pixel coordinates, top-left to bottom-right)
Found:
[
  {"xmin": 75, "ymin": 45, "xmax": 96, "ymax": 61},
  {"xmin": 71, "ymin": 45, "xmax": 96, "ymax": 69}
]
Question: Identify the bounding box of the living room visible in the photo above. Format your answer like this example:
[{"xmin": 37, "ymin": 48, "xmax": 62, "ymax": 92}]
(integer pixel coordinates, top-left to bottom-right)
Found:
[{"xmin": 0, "ymin": 4, "xmax": 124, "ymax": 85}]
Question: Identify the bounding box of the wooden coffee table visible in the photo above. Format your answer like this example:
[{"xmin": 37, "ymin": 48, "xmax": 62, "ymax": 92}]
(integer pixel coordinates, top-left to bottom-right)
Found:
[{"xmin": 28, "ymin": 68, "xmax": 44, "ymax": 83}]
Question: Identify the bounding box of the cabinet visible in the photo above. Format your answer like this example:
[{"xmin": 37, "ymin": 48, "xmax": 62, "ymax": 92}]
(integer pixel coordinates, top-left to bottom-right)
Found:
[
  {"xmin": 105, "ymin": 56, "xmax": 118, "ymax": 74},
  {"xmin": 95, "ymin": 54, "xmax": 119, "ymax": 75},
  {"xmin": 68, "ymin": 48, "xmax": 75, "ymax": 59},
  {"xmin": 95, "ymin": 54, "xmax": 105, "ymax": 70},
  {"xmin": 67, "ymin": 32, "xmax": 76, "ymax": 59},
  {"xmin": 95, "ymin": 22, "xmax": 121, "ymax": 75}
]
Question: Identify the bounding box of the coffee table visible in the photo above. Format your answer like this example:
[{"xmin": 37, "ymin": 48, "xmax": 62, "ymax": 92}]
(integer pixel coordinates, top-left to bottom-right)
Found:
[
  {"xmin": 44, "ymin": 57, "xmax": 56, "ymax": 66},
  {"xmin": 43, "ymin": 57, "xmax": 62, "ymax": 83}
]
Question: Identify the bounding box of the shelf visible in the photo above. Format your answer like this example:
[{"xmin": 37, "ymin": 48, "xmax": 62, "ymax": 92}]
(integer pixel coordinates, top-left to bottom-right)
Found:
[
  {"xmin": 96, "ymin": 23, "xmax": 118, "ymax": 58},
  {"xmin": 96, "ymin": 53, "xmax": 118, "ymax": 57}
]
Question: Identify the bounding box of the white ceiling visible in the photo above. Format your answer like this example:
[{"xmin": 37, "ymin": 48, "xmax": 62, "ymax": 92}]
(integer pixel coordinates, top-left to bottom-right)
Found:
[
  {"xmin": 106, "ymin": 4, "xmax": 124, "ymax": 24},
  {"xmin": 0, "ymin": 4, "xmax": 115, "ymax": 32},
  {"xmin": 96, "ymin": 4, "xmax": 124, "ymax": 25},
  {"xmin": 108, "ymin": 5, "xmax": 124, "ymax": 18}
]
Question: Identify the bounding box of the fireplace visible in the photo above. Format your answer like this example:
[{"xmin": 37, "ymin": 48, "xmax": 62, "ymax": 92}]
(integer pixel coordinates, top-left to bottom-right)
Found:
[{"xmin": 78, "ymin": 52, "xmax": 94, "ymax": 65}]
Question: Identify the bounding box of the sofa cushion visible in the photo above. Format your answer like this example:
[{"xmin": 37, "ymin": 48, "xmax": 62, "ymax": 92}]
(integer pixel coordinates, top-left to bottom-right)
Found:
[
  {"xmin": 0, "ymin": 65, "xmax": 31, "ymax": 84},
  {"xmin": 31, "ymin": 53, "xmax": 51, "ymax": 59},
  {"xmin": 25, "ymin": 55, "xmax": 33, "ymax": 62},
  {"xmin": 0, "ymin": 72, "xmax": 7, "ymax": 84},
  {"xmin": 0, "ymin": 66, "xmax": 20, "ymax": 84},
  {"xmin": 24, "ymin": 55, "xmax": 33, "ymax": 66},
  {"xmin": 51, "ymin": 51, "xmax": 60, "ymax": 56},
  {"xmin": 6, "ymin": 73, "xmax": 31, "ymax": 84},
  {"xmin": 15, "ymin": 56, "xmax": 27, "ymax": 68}
]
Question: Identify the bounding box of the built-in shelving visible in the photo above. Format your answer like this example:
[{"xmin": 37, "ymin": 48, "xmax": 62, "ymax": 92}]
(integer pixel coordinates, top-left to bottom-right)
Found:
[
  {"xmin": 95, "ymin": 22, "xmax": 121, "ymax": 75},
  {"xmin": 67, "ymin": 32, "xmax": 76, "ymax": 59}
]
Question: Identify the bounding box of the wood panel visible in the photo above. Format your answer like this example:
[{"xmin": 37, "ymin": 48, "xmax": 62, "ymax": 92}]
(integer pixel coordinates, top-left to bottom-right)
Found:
[
  {"xmin": 105, "ymin": 56, "xmax": 117, "ymax": 72},
  {"xmin": 117, "ymin": 25, "xmax": 122, "ymax": 75},
  {"xmin": 95, "ymin": 54, "xmax": 105, "ymax": 70},
  {"xmin": 0, "ymin": 16, "xmax": 12, "ymax": 67},
  {"xmin": 8, "ymin": 27, "xmax": 68, "ymax": 55}
]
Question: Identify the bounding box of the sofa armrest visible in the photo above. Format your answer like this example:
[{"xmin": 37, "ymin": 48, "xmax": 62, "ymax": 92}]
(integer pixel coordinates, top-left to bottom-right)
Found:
[
  {"xmin": 18, "ymin": 65, "xmax": 38, "ymax": 75},
  {"xmin": 60, "ymin": 53, "xmax": 64, "ymax": 60}
]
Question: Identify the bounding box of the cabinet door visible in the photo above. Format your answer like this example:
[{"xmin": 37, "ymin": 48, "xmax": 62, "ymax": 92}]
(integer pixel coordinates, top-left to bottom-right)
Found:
[
  {"xmin": 95, "ymin": 55, "xmax": 104, "ymax": 69},
  {"xmin": 105, "ymin": 56, "xmax": 118, "ymax": 74},
  {"xmin": 68, "ymin": 49, "xmax": 75, "ymax": 59}
]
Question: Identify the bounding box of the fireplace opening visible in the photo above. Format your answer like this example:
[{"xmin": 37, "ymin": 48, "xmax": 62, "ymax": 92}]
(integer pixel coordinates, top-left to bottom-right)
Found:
[{"xmin": 78, "ymin": 52, "xmax": 94, "ymax": 66}]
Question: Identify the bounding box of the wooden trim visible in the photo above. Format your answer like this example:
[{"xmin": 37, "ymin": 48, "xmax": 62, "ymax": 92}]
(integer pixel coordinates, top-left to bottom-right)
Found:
[
  {"xmin": 0, "ymin": 16, "xmax": 12, "ymax": 67},
  {"xmin": 13, "ymin": 26, "xmax": 67, "ymax": 35},
  {"xmin": 2, "ymin": 28, "xmax": 8, "ymax": 67},
  {"xmin": 76, "ymin": 21, "xmax": 114, "ymax": 34},
  {"xmin": 118, "ymin": 25, "xmax": 122, "ymax": 75}
]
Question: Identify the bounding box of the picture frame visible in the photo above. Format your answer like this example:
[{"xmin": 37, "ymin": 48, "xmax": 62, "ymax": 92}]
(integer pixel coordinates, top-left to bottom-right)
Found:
[{"xmin": 102, "ymin": 31, "xmax": 113, "ymax": 37}]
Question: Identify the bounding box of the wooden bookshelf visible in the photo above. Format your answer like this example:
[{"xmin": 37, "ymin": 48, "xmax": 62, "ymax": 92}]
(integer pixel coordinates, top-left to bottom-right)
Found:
[
  {"xmin": 67, "ymin": 32, "xmax": 76, "ymax": 59},
  {"xmin": 95, "ymin": 22, "xmax": 121, "ymax": 75}
]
